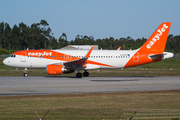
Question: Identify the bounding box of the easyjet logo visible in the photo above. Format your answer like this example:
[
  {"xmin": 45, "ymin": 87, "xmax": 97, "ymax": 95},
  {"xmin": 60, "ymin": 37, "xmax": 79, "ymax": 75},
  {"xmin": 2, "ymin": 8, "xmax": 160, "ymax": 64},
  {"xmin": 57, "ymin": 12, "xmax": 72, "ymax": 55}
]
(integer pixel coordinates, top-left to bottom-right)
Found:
[
  {"xmin": 147, "ymin": 24, "xmax": 168, "ymax": 49},
  {"xmin": 28, "ymin": 52, "xmax": 52, "ymax": 56}
]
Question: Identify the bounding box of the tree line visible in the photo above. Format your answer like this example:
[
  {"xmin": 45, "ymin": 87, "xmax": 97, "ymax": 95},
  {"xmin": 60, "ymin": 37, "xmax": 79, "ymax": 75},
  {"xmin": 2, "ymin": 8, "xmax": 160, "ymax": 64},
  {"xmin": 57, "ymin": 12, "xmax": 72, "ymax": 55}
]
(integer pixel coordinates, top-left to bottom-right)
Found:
[{"xmin": 0, "ymin": 20, "xmax": 180, "ymax": 53}]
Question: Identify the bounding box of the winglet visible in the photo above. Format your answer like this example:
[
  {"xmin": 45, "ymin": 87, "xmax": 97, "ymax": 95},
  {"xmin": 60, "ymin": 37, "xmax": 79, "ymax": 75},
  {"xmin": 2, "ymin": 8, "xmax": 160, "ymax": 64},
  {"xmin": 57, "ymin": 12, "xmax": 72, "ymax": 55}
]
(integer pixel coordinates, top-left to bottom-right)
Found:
[{"xmin": 85, "ymin": 47, "xmax": 93, "ymax": 58}]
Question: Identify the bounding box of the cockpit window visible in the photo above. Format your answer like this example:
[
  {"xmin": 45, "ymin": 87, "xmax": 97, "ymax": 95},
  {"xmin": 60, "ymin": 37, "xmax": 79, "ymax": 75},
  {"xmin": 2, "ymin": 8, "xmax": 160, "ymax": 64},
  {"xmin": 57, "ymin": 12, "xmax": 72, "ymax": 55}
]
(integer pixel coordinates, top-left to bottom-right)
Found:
[{"xmin": 10, "ymin": 55, "xmax": 16, "ymax": 58}]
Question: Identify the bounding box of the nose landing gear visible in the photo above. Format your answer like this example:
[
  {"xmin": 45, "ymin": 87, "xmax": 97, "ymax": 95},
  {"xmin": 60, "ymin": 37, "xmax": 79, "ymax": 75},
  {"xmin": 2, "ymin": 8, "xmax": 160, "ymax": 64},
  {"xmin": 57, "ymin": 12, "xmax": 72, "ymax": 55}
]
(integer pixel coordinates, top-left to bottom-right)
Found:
[{"xmin": 24, "ymin": 68, "xmax": 28, "ymax": 77}]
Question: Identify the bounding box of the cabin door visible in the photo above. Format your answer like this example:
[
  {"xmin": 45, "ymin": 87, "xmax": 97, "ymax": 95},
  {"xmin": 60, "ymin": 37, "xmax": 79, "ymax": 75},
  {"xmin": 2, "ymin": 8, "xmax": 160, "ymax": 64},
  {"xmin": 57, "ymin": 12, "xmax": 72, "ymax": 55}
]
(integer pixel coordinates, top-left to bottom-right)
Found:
[
  {"xmin": 21, "ymin": 52, "xmax": 26, "ymax": 62},
  {"xmin": 133, "ymin": 52, "xmax": 139, "ymax": 62}
]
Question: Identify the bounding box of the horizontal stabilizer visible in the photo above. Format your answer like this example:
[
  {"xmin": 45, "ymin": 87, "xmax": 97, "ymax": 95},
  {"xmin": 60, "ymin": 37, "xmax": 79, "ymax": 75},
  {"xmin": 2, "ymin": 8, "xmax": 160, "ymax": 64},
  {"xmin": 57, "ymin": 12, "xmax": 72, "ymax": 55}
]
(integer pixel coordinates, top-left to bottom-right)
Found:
[{"xmin": 149, "ymin": 52, "xmax": 174, "ymax": 60}]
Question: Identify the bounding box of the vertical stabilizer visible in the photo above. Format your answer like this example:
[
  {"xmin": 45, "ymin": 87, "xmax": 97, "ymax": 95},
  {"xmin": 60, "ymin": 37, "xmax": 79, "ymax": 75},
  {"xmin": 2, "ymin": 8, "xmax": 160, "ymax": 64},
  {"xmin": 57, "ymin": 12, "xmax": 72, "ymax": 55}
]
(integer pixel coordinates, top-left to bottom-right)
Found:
[
  {"xmin": 139, "ymin": 22, "xmax": 171, "ymax": 53},
  {"xmin": 124, "ymin": 22, "xmax": 171, "ymax": 68}
]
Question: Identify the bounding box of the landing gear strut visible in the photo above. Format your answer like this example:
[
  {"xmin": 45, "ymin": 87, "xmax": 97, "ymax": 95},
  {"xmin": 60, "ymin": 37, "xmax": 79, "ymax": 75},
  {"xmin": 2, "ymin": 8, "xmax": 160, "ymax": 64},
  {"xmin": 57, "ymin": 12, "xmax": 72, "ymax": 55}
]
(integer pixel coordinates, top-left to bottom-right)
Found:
[
  {"xmin": 76, "ymin": 72, "xmax": 82, "ymax": 78},
  {"xmin": 24, "ymin": 68, "xmax": 28, "ymax": 77},
  {"xmin": 83, "ymin": 71, "xmax": 89, "ymax": 77}
]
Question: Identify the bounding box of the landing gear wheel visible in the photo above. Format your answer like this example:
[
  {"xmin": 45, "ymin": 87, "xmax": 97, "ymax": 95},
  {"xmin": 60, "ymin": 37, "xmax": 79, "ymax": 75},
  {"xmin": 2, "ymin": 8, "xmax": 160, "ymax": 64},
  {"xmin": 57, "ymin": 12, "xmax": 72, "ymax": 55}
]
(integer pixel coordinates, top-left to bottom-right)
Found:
[
  {"xmin": 24, "ymin": 68, "xmax": 28, "ymax": 77},
  {"xmin": 76, "ymin": 73, "xmax": 82, "ymax": 78},
  {"xmin": 24, "ymin": 73, "xmax": 28, "ymax": 77},
  {"xmin": 83, "ymin": 71, "xmax": 89, "ymax": 77}
]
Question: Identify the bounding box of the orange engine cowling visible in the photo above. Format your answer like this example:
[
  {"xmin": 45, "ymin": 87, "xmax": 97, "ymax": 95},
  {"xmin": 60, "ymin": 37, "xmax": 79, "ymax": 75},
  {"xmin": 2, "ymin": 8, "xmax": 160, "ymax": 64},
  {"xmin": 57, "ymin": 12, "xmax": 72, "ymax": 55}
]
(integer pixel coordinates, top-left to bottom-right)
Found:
[{"xmin": 46, "ymin": 64, "xmax": 74, "ymax": 75}]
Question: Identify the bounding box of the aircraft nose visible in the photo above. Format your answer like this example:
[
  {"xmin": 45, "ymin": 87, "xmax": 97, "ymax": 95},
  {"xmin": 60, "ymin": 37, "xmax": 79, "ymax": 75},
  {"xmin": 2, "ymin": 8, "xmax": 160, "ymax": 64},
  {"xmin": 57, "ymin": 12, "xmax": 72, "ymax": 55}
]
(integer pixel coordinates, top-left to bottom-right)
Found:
[{"xmin": 3, "ymin": 58, "xmax": 9, "ymax": 66}]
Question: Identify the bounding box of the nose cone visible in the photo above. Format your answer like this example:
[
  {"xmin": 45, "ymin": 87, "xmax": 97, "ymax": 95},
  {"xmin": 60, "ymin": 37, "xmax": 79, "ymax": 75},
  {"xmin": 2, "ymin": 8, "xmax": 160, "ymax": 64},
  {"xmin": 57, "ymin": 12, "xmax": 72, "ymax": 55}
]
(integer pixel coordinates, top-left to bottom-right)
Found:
[{"xmin": 3, "ymin": 58, "xmax": 8, "ymax": 66}]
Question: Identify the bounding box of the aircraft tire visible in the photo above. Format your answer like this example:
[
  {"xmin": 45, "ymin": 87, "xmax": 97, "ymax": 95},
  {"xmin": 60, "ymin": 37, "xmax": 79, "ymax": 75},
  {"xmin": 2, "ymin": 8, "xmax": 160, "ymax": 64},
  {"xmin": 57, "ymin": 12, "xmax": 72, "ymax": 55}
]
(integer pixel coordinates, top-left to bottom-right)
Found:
[
  {"xmin": 83, "ymin": 71, "xmax": 89, "ymax": 77},
  {"xmin": 76, "ymin": 73, "xmax": 82, "ymax": 78},
  {"xmin": 24, "ymin": 73, "xmax": 28, "ymax": 77}
]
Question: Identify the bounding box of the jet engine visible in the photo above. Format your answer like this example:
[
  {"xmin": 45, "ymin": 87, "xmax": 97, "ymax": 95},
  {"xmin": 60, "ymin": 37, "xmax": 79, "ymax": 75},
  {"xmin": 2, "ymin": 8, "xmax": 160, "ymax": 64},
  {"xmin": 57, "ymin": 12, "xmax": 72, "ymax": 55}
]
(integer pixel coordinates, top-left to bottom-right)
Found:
[{"xmin": 46, "ymin": 64, "xmax": 74, "ymax": 75}]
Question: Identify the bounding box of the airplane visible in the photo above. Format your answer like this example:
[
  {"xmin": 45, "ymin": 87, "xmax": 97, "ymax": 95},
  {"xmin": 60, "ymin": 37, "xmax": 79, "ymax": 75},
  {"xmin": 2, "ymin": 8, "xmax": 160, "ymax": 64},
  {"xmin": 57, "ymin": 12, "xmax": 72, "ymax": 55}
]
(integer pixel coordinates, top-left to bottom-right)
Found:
[{"xmin": 3, "ymin": 22, "xmax": 174, "ymax": 78}]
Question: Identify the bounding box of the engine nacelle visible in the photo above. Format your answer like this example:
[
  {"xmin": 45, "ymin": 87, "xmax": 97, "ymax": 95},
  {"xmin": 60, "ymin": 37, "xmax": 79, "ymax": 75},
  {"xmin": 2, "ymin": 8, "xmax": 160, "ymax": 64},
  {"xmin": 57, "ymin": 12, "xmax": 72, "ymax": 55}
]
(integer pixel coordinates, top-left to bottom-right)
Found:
[{"xmin": 46, "ymin": 64, "xmax": 74, "ymax": 75}]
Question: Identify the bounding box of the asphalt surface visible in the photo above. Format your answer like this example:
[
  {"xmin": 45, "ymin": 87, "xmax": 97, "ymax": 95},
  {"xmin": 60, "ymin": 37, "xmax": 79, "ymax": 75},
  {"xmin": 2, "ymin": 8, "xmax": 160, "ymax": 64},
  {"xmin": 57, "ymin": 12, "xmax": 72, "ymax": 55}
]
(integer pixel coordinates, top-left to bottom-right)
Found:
[{"xmin": 0, "ymin": 76, "xmax": 180, "ymax": 96}]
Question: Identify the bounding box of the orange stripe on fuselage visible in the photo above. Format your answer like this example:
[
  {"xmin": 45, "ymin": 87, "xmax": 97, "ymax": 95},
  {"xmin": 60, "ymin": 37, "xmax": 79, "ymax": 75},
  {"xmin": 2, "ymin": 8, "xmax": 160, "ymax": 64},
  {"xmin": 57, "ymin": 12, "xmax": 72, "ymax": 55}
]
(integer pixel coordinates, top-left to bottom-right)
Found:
[
  {"xmin": 13, "ymin": 50, "xmax": 78, "ymax": 61},
  {"xmin": 13, "ymin": 50, "xmax": 114, "ymax": 67}
]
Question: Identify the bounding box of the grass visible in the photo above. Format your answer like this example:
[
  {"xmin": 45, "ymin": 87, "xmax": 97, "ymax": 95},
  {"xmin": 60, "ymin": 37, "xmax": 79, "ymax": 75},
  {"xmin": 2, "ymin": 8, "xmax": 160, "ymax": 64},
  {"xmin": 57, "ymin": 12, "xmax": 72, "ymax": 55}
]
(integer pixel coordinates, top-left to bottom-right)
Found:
[
  {"xmin": 0, "ymin": 90, "xmax": 180, "ymax": 119},
  {"xmin": 136, "ymin": 58, "xmax": 180, "ymax": 69}
]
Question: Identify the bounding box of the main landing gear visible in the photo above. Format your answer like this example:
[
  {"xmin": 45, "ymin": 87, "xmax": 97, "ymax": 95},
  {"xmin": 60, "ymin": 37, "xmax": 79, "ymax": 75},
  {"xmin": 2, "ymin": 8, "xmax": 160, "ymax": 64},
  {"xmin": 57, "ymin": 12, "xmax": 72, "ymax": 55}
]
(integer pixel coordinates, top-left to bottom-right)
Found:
[
  {"xmin": 76, "ymin": 71, "xmax": 89, "ymax": 78},
  {"xmin": 24, "ymin": 68, "xmax": 28, "ymax": 77},
  {"xmin": 76, "ymin": 73, "xmax": 82, "ymax": 78},
  {"xmin": 83, "ymin": 71, "xmax": 89, "ymax": 77}
]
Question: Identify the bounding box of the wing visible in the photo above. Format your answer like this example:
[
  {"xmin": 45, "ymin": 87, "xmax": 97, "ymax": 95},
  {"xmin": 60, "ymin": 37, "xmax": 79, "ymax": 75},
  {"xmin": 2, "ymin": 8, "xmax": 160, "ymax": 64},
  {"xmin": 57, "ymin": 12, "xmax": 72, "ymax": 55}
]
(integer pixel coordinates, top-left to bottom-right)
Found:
[{"xmin": 63, "ymin": 47, "xmax": 93, "ymax": 68}]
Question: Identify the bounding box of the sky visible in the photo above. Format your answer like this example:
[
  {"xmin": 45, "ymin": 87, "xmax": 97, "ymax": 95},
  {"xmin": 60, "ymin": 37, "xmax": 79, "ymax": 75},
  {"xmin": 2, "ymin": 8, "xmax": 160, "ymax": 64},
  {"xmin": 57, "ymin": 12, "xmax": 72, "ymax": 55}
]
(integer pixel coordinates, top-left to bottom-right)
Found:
[{"xmin": 1, "ymin": 0, "xmax": 180, "ymax": 41}]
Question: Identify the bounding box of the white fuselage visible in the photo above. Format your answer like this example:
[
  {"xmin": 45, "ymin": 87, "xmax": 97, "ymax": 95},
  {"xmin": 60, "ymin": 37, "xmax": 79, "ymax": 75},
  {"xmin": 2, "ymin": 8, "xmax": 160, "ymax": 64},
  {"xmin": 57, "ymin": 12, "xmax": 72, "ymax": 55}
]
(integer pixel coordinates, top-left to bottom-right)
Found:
[{"xmin": 3, "ymin": 49, "xmax": 137, "ymax": 69}]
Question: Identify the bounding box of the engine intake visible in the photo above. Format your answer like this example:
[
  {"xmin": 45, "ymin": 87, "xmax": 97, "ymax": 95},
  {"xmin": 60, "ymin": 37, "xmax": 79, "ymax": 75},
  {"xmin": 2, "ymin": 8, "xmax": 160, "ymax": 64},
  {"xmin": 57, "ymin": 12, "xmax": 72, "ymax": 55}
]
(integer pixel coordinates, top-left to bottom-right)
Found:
[{"xmin": 46, "ymin": 64, "xmax": 74, "ymax": 75}]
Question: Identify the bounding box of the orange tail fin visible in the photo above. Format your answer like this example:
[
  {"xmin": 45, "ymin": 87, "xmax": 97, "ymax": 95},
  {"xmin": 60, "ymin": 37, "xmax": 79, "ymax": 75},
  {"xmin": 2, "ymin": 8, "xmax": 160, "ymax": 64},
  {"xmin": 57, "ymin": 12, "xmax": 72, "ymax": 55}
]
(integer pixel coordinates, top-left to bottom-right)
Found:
[
  {"xmin": 139, "ymin": 22, "xmax": 171, "ymax": 53},
  {"xmin": 124, "ymin": 22, "xmax": 171, "ymax": 68}
]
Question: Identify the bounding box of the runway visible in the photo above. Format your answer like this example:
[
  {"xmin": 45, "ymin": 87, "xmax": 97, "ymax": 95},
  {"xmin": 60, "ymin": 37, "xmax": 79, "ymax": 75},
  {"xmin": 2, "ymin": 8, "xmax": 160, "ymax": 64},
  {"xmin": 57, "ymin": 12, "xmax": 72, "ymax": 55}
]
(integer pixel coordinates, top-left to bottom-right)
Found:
[{"xmin": 0, "ymin": 76, "xmax": 180, "ymax": 96}]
